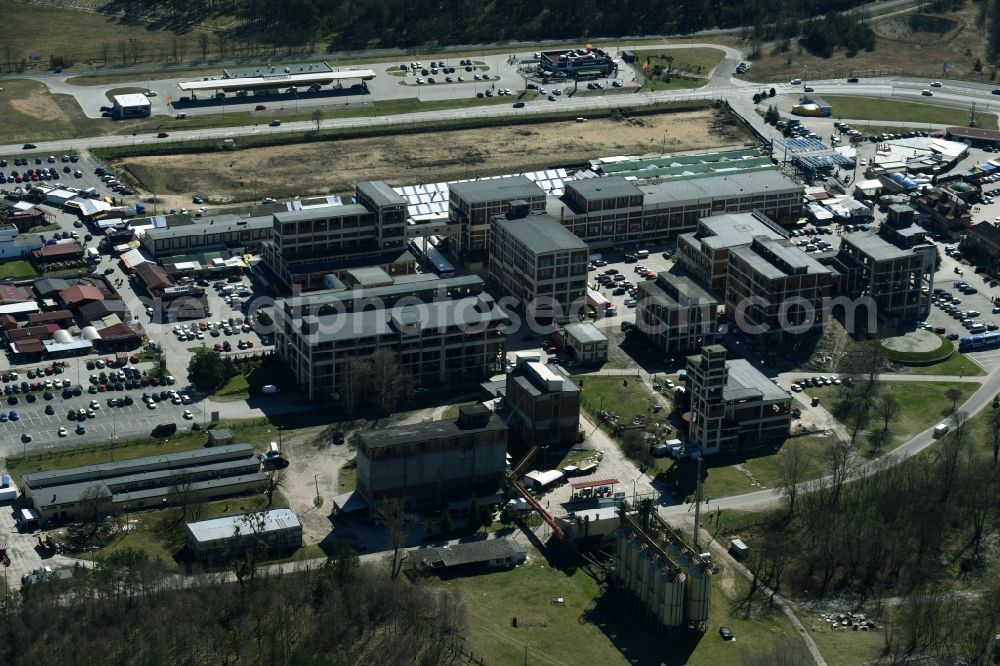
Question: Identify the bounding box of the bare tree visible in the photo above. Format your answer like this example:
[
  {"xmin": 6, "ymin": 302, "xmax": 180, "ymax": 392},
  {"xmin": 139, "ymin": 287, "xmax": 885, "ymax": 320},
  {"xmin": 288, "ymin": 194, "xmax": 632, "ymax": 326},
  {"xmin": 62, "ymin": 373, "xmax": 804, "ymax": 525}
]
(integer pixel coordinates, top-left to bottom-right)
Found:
[
  {"xmin": 311, "ymin": 108, "xmax": 323, "ymax": 131},
  {"xmin": 99, "ymin": 42, "xmax": 111, "ymax": 67},
  {"xmin": 264, "ymin": 469, "xmax": 285, "ymax": 507},
  {"xmin": 875, "ymin": 393, "xmax": 900, "ymax": 435},
  {"xmin": 368, "ymin": 349, "xmax": 415, "ymax": 415},
  {"xmin": 776, "ymin": 443, "xmax": 807, "ymax": 519},
  {"xmin": 989, "ymin": 404, "xmax": 1000, "ymax": 467},
  {"xmin": 377, "ymin": 498, "xmax": 408, "ymax": 580},
  {"xmin": 197, "ymin": 33, "xmax": 211, "ymax": 61},
  {"xmin": 823, "ymin": 439, "xmax": 853, "ymax": 510},
  {"xmin": 80, "ymin": 484, "xmax": 113, "ymax": 537},
  {"xmin": 944, "ymin": 387, "xmax": 963, "ymax": 413}
]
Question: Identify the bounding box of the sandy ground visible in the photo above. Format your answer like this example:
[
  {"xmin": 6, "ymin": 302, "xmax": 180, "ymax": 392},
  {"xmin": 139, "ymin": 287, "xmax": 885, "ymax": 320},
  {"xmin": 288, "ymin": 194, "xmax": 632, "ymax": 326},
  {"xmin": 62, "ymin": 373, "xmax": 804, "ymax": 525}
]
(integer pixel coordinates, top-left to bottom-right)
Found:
[
  {"xmin": 10, "ymin": 90, "xmax": 68, "ymax": 123},
  {"xmin": 275, "ymin": 424, "xmax": 355, "ymax": 545},
  {"xmin": 116, "ymin": 108, "xmax": 750, "ymax": 204}
]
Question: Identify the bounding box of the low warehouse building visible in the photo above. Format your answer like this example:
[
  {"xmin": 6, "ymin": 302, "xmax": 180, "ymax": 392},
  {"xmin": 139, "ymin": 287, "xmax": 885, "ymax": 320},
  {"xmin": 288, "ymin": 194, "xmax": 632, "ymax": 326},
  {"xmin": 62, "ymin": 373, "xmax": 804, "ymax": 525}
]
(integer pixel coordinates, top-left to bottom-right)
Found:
[
  {"xmin": 186, "ymin": 508, "xmax": 302, "ymax": 561},
  {"xmin": 412, "ymin": 538, "xmax": 526, "ymax": 572}
]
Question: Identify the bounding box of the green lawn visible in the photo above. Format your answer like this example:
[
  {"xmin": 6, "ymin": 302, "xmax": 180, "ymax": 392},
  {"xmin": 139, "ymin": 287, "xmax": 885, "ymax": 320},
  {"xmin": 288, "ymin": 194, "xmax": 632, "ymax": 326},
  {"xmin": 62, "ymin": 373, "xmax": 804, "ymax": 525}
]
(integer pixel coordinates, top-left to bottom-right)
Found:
[
  {"xmin": 0, "ymin": 79, "xmax": 106, "ymax": 144},
  {"xmin": 94, "ymin": 491, "xmax": 290, "ymax": 569},
  {"xmin": 808, "ymin": 620, "xmax": 888, "ymax": 666},
  {"xmin": 338, "ymin": 458, "xmax": 357, "ymax": 493},
  {"xmin": 442, "ymin": 548, "xmax": 801, "ymax": 666},
  {"xmin": 0, "ymin": 259, "xmax": 39, "ymax": 280},
  {"xmin": 810, "ymin": 380, "xmax": 978, "ymax": 443},
  {"xmin": 893, "ymin": 351, "xmax": 984, "ymax": 377},
  {"xmin": 640, "ymin": 76, "xmax": 708, "ymax": 91},
  {"xmin": 576, "ymin": 374, "xmax": 665, "ymax": 432},
  {"xmin": 637, "ymin": 47, "xmax": 727, "ymax": 76},
  {"xmin": 1, "ymin": 4, "xmax": 216, "ymax": 73},
  {"xmin": 823, "ymin": 95, "xmax": 998, "ymax": 129},
  {"xmin": 214, "ymin": 374, "xmax": 250, "ymax": 399}
]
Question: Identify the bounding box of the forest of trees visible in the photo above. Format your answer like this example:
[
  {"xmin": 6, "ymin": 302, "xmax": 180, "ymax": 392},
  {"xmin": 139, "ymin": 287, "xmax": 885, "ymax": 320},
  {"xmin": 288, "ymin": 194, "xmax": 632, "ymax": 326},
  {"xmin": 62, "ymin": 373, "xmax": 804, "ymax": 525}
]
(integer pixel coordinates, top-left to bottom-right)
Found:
[
  {"xmin": 103, "ymin": 0, "xmax": 874, "ymax": 49},
  {"xmin": 4, "ymin": 547, "xmax": 467, "ymax": 665}
]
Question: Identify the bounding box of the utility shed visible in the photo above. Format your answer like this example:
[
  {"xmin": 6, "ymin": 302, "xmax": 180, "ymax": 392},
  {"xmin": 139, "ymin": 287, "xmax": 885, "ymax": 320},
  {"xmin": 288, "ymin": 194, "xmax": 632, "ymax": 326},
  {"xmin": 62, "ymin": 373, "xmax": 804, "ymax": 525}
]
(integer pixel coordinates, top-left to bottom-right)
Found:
[
  {"xmin": 185, "ymin": 508, "xmax": 302, "ymax": 561},
  {"xmin": 412, "ymin": 538, "xmax": 527, "ymax": 571}
]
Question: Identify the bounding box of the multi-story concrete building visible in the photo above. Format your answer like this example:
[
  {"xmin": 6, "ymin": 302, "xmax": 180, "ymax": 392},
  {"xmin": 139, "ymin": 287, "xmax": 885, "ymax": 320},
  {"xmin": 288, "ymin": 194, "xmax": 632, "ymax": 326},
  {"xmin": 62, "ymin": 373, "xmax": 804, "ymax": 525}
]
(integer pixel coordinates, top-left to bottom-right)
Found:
[
  {"xmin": 635, "ymin": 273, "xmax": 719, "ymax": 354},
  {"xmin": 274, "ymin": 290, "xmax": 509, "ymax": 401},
  {"xmin": 279, "ymin": 274, "xmax": 485, "ymax": 319},
  {"xmin": 448, "ymin": 176, "xmax": 547, "ymax": 256},
  {"xmin": 504, "ymin": 360, "xmax": 580, "ymax": 449},
  {"xmin": 261, "ymin": 181, "xmax": 414, "ymax": 292},
  {"xmin": 489, "ymin": 206, "xmax": 589, "ymax": 319},
  {"xmin": 142, "ymin": 214, "xmax": 272, "ymax": 259},
  {"xmin": 831, "ymin": 230, "xmax": 935, "ymax": 325},
  {"xmin": 558, "ymin": 322, "xmax": 608, "ymax": 364},
  {"xmin": 678, "ymin": 211, "xmax": 788, "ymax": 291},
  {"xmin": 685, "ymin": 345, "xmax": 792, "ymax": 456},
  {"xmin": 550, "ymin": 171, "xmax": 802, "ymax": 249},
  {"xmin": 963, "ymin": 219, "xmax": 1000, "ymax": 262},
  {"xmin": 355, "ymin": 404, "xmax": 508, "ymax": 511},
  {"xmin": 726, "ymin": 236, "xmax": 834, "ymax": 339}
]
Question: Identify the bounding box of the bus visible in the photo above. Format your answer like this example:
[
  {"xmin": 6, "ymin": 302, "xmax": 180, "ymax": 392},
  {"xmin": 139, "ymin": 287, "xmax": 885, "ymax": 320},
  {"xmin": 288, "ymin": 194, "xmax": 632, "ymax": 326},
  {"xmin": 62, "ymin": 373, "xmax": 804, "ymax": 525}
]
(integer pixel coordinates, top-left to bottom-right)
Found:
[{"xmin": 959, "ymin": 331, "xmax": 1000, "ymax": 352}]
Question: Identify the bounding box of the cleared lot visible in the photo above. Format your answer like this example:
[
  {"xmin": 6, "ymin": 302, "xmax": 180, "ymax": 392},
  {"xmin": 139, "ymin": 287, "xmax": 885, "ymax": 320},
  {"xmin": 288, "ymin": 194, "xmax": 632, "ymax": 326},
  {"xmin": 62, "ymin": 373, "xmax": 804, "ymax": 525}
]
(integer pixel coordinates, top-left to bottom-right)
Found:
[{"xmin": 115, "ymin": 107, "xmax": 751, "ymax": 204}]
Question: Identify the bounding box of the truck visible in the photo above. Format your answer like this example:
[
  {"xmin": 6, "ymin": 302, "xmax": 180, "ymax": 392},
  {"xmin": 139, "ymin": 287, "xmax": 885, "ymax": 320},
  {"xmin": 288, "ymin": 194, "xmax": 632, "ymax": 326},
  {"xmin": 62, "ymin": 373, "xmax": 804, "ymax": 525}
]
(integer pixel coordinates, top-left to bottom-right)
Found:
[{"xmin": 933, "ymin": 423, "xmax": 950, "ymax": 438}]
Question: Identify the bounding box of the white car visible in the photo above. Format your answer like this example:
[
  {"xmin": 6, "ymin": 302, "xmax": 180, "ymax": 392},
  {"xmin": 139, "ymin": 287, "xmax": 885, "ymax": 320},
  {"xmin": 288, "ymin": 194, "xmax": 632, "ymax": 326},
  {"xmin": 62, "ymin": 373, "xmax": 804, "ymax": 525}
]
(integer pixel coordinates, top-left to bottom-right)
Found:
[
  {"xmin": 183, "ymin": 410, "xmax": 193, "ymax": 420},
  {"xmin": 147, "ymin": 402, "xmax": 156, "ymax": 410},
  {"xmin": 58, "ymin": 427, "xmax": 67, "ymax": 437}
]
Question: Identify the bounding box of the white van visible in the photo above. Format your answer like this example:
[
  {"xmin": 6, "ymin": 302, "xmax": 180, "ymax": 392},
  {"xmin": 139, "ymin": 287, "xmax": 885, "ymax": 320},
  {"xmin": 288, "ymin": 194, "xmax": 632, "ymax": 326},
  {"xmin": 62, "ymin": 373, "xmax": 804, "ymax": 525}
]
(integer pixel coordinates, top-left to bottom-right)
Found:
[
  {"xmin": 86, "ymin": 247, "xmax": 100, "ymax": 262},
  {"xmin": 261, "ymin": 384, "xmax": 279, "ymax": 394},
  {"xmin": 933, "ymin": 423, "xmax": 950, "ymax": 438}
]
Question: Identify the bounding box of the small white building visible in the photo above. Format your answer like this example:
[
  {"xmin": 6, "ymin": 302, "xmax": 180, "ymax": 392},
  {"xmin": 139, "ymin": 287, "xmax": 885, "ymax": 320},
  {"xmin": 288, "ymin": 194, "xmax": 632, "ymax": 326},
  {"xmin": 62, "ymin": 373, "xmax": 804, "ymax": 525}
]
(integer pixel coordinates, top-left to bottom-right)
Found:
[
  {"xmin": 560, "ymin": 321, "xmax": 608, "ymax": 364},
  {"xmin": 112, "ymin": 93, "xmax": 151, "ymax": 120},
  {"xmin": 186, "ymin": 509, "xmax": 302, "ymax": 561},
  {"xmin": 523, "ymin": 469, "xmax": 564, "ymax": 491}
]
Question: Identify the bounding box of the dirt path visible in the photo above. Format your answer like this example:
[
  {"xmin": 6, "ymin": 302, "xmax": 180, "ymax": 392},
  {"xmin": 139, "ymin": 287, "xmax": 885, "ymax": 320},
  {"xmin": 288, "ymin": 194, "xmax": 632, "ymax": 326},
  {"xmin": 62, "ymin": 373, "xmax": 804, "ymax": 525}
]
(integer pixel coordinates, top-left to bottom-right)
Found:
[{"xmin": 116, "ymin": 108, "xmax": 749, "ymax": 204}]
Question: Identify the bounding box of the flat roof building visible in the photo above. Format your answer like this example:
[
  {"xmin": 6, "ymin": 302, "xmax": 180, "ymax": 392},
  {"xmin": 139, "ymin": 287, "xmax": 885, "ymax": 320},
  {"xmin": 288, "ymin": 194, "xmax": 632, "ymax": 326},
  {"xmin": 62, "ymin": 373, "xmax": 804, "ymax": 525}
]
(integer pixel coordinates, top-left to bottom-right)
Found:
[
  {"xmin": 685, "ymin": 345, "xmax": 791, "ymax": 456},
  {"xmin": 112, "ymin": 93, "xmax": 151, "ymax": 120},
  {"xmin": 142, "ymin": 214, "xmax": 272, "ymax": 258},
  {"xmin": 504, "ymin": 360, "xmax": 580, "ymax": 449},
  {"xmin": 558, "ymin": 321, "xmax": 608, "ymax": 364},
  {"xmin": 23, "ymin": 444, "xmax": 267, "ymax": 523},
  {"xmin": 448, "ymin": 176, "xmax": 547, "ymax": 256},
  {"xmin": 489, "ymin": 208, "xmax": 589, "ymax": 320},
  {"xmin": 725, "ymin": 236, "xmax": 834, "ymax": 339},
  {"xmin": 275, "ymin": 288, "xmax": 509, "ymax": 401},
  {"xmin": 678, "ymin": 211, "xmax": 788, "ymax": 290},
  {"xmin": 636, "ymin": 272, "xmax": 719, "ymax": 354},
  {"xmin": 186, "ymin": 509, "xmax": 302, "ymax": 561},
  {"xmin": 356, "ymin": 404, "xmax": 508, "ymax": 511}
]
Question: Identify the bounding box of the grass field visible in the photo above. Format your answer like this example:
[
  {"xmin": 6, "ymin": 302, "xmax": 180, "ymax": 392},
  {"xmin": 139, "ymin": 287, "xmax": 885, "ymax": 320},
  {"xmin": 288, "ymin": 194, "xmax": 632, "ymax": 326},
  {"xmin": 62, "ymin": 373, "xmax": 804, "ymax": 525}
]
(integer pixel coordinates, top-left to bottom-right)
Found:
[
  {"xmin": 893, "ymin": 351, "xmax": 984, "ymax": 377},
  {"xmin": 443, "ymin": 548, "xmax": 801, "ymax": 666},
  {"xmin": 0, "ymin": 79, "xmax": 106, "ymax": 145},
  {"xmin": 0, "ymin": 259, "xmax": 40, "ymax": 280},
  {"xmin": 821, "ymin": 95, "xmax": 997, "ymax": 129},
  {"xmin": 2, "ymin": 5, "xmax": 217, "ymax": 73},
  {"xmin": 640, "ymin": 76, "xmax": 707, "ymax": 91},
  {"xmin": 576, "ymin": 375, "xmax": 669, "ymax": 434},
  {"xmin": 638, "ymin": 47, "xmax": 727, "ymax": 76},
  {"xmin": 810, "ymin": 380, "xmax": 978, "ymax": 443}
]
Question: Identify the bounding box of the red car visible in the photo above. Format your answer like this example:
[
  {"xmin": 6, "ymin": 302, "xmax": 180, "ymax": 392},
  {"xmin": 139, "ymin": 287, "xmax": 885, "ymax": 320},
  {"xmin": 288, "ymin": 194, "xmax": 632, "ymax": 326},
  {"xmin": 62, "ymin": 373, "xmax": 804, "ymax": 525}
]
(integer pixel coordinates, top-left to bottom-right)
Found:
[
  {"xmin": 157, "ymin": 132, "xmax": 169, "ymax": 138},
  {"xmin": 254, "ymin": 104, "xmax": 266, "ymax": 111},
  {"xmin": 129, "ymin": 354, "xmax": 139, "ymax": 364},
  {"xmin": 213, "ymin": 343, "xmax": 223, "ymax": 352}
]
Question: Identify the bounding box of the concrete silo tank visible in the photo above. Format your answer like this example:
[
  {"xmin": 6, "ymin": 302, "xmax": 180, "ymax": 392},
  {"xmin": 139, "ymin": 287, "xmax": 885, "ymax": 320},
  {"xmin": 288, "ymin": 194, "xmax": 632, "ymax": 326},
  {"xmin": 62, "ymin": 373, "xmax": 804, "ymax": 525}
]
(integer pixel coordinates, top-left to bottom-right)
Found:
[
  {"xmin": 661, "ymin": 570, "xmax": 686, "ymax": 628},
  {"xmin": 638, "ymin": 549, "xmax": 655, "ymax": 604},
  {"xmin": 685, "ymin": 565, "xmax": 711, "ymax": 624}
]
